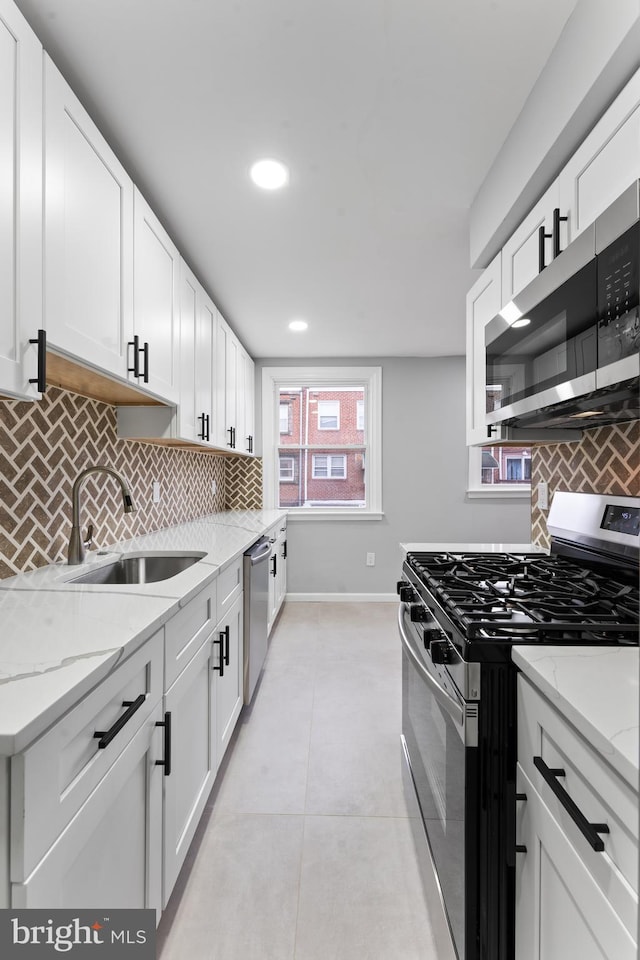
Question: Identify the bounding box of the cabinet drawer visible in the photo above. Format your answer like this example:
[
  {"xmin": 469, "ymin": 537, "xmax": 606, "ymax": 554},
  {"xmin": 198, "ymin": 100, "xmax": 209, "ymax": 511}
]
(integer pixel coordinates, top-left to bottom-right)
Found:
[
  {"xmin": 165, "ymin": 577, "xmax": 217, "ymax": 689},
  {"xmin": 518, "ymin": 676, "xmax": 638, "ymax": 906},
  {"xmin": 11, "ymin": 632, "xmax": 163, "ymax": 880},
  {"xmin": 516, "ymin": 765, "xmax": 637, "ymax": 959},
  {"xmin": 12, "ymin": 701, "xmax": 163, "ymax": 911},
  {"xmin": 216, "ymin": 556, "xmax": 242, "ymax": 622}
]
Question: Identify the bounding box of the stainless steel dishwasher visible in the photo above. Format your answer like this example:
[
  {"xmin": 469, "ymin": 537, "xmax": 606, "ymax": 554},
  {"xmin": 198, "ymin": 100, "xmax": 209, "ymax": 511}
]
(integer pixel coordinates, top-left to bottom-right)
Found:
[{"xmin": 243, "ymin": 537, "xmax": 272, "ymax": 704}]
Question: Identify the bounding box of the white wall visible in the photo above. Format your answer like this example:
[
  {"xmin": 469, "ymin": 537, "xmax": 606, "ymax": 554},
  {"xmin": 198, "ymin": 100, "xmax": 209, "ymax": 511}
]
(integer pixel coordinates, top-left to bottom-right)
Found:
[{"xmin": 255, "ymin": 356, "xmax": 531, "ymax": 597}]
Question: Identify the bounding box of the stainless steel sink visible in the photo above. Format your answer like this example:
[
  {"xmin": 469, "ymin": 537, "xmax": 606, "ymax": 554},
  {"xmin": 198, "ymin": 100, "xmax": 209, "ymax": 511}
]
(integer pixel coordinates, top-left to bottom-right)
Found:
[{"xmin": 67, "ymin": 553, "xmax": 205, "ymax": 585}]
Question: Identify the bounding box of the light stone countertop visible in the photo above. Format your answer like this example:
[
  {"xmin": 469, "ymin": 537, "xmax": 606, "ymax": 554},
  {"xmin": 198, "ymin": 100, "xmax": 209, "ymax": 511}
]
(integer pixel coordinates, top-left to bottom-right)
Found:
[
  {"xmin": 0, "ymin": 510, "xmax": 286, "ymax": 754},
  {"xmin": 400, "ymin": 541, "xmax": 546, "ymax": 555},
  {"xmin": 512, "ymin": 645, "xmax": 639, "ymax": 792}
]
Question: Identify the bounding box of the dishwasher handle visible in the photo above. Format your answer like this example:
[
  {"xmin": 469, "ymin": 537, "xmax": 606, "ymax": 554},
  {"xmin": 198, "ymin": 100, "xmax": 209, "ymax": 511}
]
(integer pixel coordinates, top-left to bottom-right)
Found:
[{"xmin": 246, "ymin": 538, "xmax": 271, "ymax": 565}]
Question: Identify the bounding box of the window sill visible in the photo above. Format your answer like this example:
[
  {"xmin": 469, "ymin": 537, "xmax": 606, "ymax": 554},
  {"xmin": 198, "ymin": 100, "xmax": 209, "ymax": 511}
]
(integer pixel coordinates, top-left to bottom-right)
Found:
[
  {"xmin": 466, "ymin": 487, "xmax": 531, "ymax": 500},
  {"xmin": 285, "ymin": 510, "xmax": 384, "ymax": 521}
]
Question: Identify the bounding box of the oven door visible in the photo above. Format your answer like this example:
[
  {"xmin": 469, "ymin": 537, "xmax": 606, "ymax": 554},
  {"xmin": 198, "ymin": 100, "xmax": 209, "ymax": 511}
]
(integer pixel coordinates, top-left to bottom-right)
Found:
[{"xmin": 399, "ymin": 603, "xmax": 478, "ymax": 960}]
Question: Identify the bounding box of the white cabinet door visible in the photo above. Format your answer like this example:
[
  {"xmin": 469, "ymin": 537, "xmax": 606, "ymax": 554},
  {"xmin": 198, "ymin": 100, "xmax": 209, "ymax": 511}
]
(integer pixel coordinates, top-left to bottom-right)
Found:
[
  {"xmin": 178, "ymin": 260, "xmax": 198, "ymax": 441},
  {"xmin": 465, "ymin": 253, "xmax": 504, "ymax": 446},
  {"xmin": 515, "ymin": 766, "xmax": 636, "ymax": 960},
  {"xmin": 44, "ymin": 56, "xmax": 134, "ymax": 380},
  {"xmin": 214, "ymin": 594, "xmax": 243, "ymax": 763},
  {"xmin": 132, "ymin": 189, "xmax": 180, "ymax": 403},
  {"xmin": 225, "ymin": 321, "xmax": 239, "ymax": 451},
  {"xmin": 501, "ymin": 181, "xmax": 563, "ymax": 305},
  {"xmin": 12, "ymin": 702, "xmax": 163, "ymax": 915},
  {"xmin": 240, "ymin": 348, "xmax": 256, "ymax": 454},
  {"xmin": 559, "ymin": 66, "xmax": 640, "ymax": 242},
  {"xmin": 162, "ymin": 637, "xmax": 216, "ymax": 906},
  {"xmin": 195, "ymin": 290, "xmax": 215, "ymax": 446},
  {"xmin": 213, "ymin": 312, "xmax": 228, "ymax": 447},
  {"xmin": 0, "ymin": 0, "xmax": 43, "ymax": 401}
]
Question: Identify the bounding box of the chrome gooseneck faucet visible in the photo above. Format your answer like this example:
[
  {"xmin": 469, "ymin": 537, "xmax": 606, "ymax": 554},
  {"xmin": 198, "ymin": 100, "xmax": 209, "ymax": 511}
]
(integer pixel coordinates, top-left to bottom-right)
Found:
[{"xmin": 67, "ymin": 466, "xmax": 135, "ymax": 565}]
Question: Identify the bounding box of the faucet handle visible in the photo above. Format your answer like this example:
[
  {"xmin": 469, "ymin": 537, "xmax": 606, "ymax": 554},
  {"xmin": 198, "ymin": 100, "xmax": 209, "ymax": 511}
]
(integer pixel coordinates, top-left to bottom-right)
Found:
[{"xmin": 83, "ymin": 523, "xmax": 94, "ymax": 550}]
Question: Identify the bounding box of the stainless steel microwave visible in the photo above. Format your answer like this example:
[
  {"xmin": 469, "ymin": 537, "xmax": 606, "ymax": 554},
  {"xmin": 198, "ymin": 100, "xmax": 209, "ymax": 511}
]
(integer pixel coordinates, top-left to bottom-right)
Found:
[{"xmin": 485, "ymin": 180, "xmax": 639, "ymax": 431}]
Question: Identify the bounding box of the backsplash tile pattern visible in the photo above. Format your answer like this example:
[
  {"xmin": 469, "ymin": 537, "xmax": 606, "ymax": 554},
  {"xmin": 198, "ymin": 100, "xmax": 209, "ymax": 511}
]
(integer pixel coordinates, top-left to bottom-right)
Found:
[
  {"xmin": 226, "ymin": 456, "xmax": 263, "ymax": 509},
  {"xmin": 531, "ymin": 421, "xmax": 639, "ymax": 548},
  {"xmin": 0, "ymin": 387, "xmax": 232, "ymax": 579}
]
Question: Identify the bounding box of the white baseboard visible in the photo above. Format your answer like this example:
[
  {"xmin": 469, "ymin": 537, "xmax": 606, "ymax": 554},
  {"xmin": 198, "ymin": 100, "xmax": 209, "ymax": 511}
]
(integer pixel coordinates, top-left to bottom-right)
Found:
[{"xmin": 285, "ymin": 592, "xmax": 398, "ymax": 603}]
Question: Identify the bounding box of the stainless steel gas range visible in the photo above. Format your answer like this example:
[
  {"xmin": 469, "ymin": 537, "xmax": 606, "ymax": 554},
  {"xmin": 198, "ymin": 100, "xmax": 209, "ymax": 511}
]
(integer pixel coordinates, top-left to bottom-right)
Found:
[{"xmin": 397, "ymin": 492, "xmax": 639, "ymax": 960}]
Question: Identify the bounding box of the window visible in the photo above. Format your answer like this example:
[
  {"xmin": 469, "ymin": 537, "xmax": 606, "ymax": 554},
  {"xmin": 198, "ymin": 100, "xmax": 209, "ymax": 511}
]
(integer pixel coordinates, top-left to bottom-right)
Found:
[
  {"xmin": 279, "ymin": 402, "xmax": 291, "ymax": 434},
  {"xmin": 279, "ymin": 456, "xmax": 295, "ymax": 481},
  {"xmin": 312, "ymin": 454, "xmax": 346, "ymax": 479},
  {"xmin": 262, "ymin": 366, "xmax": 382, "ymax": 517},
  {"xmin": 467, "ymin": 444, "xmax": 532, "ymax": 498},
  {"xmin": 317, "ymin": 400, "xmax": 340, "ymax": 429}
]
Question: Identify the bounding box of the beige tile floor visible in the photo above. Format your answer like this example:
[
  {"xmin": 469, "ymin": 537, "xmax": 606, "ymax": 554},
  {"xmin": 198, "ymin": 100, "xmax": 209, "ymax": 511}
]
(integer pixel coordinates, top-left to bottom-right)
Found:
[{"xmin": 157, "ymin": 602, "xmax": 440, "ymax": 959}]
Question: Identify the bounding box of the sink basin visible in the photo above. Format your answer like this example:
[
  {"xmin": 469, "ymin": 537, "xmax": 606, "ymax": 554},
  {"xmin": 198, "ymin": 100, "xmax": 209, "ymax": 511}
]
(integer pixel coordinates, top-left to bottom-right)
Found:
[{"xmin": 67, "ymin": 553, "xmax": 205, "ymax": 585}]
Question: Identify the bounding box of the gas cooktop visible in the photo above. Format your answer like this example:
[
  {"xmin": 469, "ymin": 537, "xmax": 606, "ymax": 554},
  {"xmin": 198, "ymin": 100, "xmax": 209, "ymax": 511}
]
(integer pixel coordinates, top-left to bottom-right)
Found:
[{"xmin": 405, "ymin": 551, "xmax": 639, "ymax": 645}]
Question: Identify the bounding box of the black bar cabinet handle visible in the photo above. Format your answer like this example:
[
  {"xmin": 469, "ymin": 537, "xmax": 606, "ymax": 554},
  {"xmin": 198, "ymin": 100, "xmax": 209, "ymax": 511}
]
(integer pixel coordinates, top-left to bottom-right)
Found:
[
  {"xmin": 29, "ymin": 329, "xmax": 47, "ymax": 393},
  {"xmin": 155, "ymin": 711, "xmax": 172, "ymax": 776},
  {"xmin": 533, "ymin": 756, "xmax": 609, "ymax": 851},
  {"xmin": 227, "ymin": 426, "xmax": 234, "ymax": 448},
  {"xmin": 246, "ymin": 435, "xmax": 253, "ymax": 453},
  {"xmin": 141, "ymin": 341, "xmax": 149, "ymax": 383},
  {"xmin": 552, "ymin": 207, "xmax": 568, "ymax": 259},
  {"xmin": 128, "ymin": 335, "xmax": 140, "ymax": 378},
  {"xmin": 214, "ymin": 633, "xmax": 225, "ymax": 676},
  {"xmin": 197, "ymin": 413, "xmax": 206, "ymax": 440},
  {"xmin": 94, "ymin": 693, "xmax": 146, "ymax": 749},
  {"xmin": 224, "ymin": 624, "xmax": 230, "ymax": 667},
  {"xmin": 205, "ymin": 414, "xmax": 210, "ymax": 442},
  {"xmin": 282, "ymin": 540, "xmax": 287, "ymax": 560},
  {"xmin": 271, "ymin": 554, "xmax": 277, "ymax": 577},
  {"xmin": 538, "ymin": 225, "xmax": 552, "ymax": 272}
]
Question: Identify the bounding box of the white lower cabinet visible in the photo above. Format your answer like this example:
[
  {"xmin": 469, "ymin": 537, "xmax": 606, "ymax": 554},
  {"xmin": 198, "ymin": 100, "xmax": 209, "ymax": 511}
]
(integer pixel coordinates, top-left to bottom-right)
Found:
[
  {"xmin": 515, "ymin": 675, "xmax": 638, "ymax": 960},
  {"xmin": 162, "ymin": 637, "xmax": 217, "ymax": 906},
  {"xmin": 215, "ymin": 594, "xmax": 243, "ymax": 763},
  {"xmin": 12, "ymin": 700, "xmax": 164, "ymax": 915}
]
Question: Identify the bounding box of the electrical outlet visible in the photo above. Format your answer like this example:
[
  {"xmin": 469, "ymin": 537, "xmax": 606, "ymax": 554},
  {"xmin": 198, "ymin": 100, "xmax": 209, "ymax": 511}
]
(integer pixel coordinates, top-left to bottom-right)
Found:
[
  {"xmin": 366, "ymin": 552, "xmax": 375, "ymax": 567},
  {"xmin": 537, "ymin": 481, "xmax": 548, "ymax": 511},
  {"xmin": 152, "ymin": 481, "xmax": 161, "ymax": 504}
]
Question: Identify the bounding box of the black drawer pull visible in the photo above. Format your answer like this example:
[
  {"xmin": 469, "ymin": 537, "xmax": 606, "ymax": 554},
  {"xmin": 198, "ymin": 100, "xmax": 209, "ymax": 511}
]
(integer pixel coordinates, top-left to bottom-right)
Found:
[
  {"xmin": 214, "ymin": 633, "xmax": 225, "ymax": 676},
  {"xmin": 128, "ymin": 335, "xmax": 140, "ymax": 378},
  {"xmin": 94, "ymin": 693, "xmax": 146, "ymax": 749},
  {"xmin": 533, "ymin": 756, "xmax": 609, "ymax": 851},
  {"xmin": 155, "ymin": 711, "xmax": 172, "ymax": 776},
  {"xmin": 538, "ymin": 225, "xmax": 552, "ymax": 272},
  {"xmin": 29, "ymin": 329, "xmax": 47, "ymax": 393},
  {"xmin": 141, "ymin": 341, "xmax": 149, "ymax": 383},
  {"xmin": 552, "ymin": 207, "xmax": 568, "ymax": 258}
]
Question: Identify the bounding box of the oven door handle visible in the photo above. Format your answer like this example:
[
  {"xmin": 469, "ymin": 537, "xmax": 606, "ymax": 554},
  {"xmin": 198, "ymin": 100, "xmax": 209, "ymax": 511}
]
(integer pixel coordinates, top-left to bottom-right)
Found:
[{"xmin": 398, "ymin": 603, "xmax": 464, "ymax": 727}]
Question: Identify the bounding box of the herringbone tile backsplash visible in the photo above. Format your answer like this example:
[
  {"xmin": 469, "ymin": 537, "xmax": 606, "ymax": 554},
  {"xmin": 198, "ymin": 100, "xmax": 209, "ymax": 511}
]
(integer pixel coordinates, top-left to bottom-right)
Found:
[
  {"xmin": 0, "ymin": 387, "xmax": 262, "ymax": 580},
  {"xmin": 531, "ymin": 420, "xmax": 640, "ymax": 548}
]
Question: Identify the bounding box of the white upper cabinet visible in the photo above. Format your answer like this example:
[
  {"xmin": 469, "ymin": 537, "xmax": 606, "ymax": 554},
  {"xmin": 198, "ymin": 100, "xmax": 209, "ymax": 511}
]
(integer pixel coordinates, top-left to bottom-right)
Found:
[
  {"xmin": 132, "ymin": 189, "xmax": 180, "ymax": 403},
  {"xmin": 558, "ymin": 66, "xmax": 640, "ymax": 243},
  {"xmin": 466, "ymin": 253, "xmax": 503, "ymax": 446},
  {"xmin": 178, "ymin": 259, "xmax": 215, "ymax": 444},
  {"xmin": 195, "ymin": 289, "xmax": 215, "ymax": 446},
  {"xmin": 501, "ymin": 180, "xmax": 563, "ymax": 306},
  {"xmin": 239, "ymin": 347, "xmax": 256, "ymax": 455},
  {"xmin": 44, "ymin": 55, "xmax": 134, "ymax": 380},
  {"xmin": 0, "ymin": 0, "xmax": 43, "ymax": 402}
]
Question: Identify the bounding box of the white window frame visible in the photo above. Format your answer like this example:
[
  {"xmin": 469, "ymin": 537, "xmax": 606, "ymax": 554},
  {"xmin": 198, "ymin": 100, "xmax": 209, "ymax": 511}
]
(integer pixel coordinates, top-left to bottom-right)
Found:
[
  {"xmin": 312, "ymin": 454, "xmax": 347, "ymax": 479},
  {"xmin": 279, "ymin": 455, "xmax": 295, "ymax": 482},
  {"xmin": 467, "ymin": 446, "xmax": 531, "ymax": 499},
  {"xmin": 317, "ymin": 399, "xmax": 340, "ymax": 430},
  {"xmin": 356, "ymin": 399, "xmax": 364, "ymax": 431},
  {"xmin": 262, "ymin": 366, "xmax": 383, "ymax": 519}
]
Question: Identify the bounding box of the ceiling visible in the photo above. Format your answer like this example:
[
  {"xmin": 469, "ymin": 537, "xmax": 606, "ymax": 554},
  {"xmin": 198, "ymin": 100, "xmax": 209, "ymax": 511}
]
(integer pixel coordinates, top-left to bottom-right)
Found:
[{"xmin": 16, "ymin": 0, "xmax": 578, "ymax": 359}]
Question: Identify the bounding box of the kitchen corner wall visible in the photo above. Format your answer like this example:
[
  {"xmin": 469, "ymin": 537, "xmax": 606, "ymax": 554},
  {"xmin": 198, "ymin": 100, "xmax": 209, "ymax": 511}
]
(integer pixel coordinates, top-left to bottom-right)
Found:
[
  {"xmin": 531, "ymin": 420, "xmax": 639, "ymax": 549},
  {"xmin": 0, "ymin": 386, "xmax": 263, "ymax": 580}
]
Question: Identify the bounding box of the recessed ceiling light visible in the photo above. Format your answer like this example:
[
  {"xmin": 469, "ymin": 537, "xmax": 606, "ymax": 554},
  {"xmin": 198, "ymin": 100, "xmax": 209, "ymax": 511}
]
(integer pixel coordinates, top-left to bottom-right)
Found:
[
  {"xmin": 288, "ymin": 319, "xmax": 308, "ymax": 332},
  {"xmin": 250, "ymin": 158, "xmax": 289, "ymax": 190},
  {"xmin": 511, "ymin": 317, "xmax": 531, "ymax": 328}
]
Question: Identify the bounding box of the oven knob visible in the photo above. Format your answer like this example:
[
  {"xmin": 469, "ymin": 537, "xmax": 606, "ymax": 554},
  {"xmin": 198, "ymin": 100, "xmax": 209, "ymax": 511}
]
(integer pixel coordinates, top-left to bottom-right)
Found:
[
  {"xmin": 422, "ymin": 625, "xmax": 442, "ymax": 650},
  {"xmin": 399, "ymin": 585, "xmax": 416, "ymax": 603},
  {"xmin": 430, "ymin": 639, "xmax": 454, "ymax": 664},
  {"xmin": 410, "ymin": 604, "xmax": 429, "ymax": 622}
]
